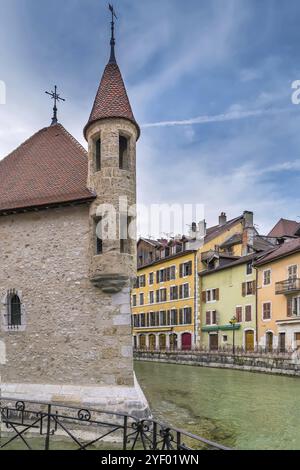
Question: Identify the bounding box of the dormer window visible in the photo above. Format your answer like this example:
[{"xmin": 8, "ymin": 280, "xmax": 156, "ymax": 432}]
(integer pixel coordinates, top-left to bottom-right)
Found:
[
  {"xmin": 95, "ymin": 138, "xmax": 101, "ymax": 172},
  {"xmin": 119, "ymin": 135, "xmax": 129, "ymax": 170}
]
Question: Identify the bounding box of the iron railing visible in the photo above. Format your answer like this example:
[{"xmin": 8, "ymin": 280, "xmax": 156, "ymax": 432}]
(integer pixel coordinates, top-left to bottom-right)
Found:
[
  {"xmin": 134, "ymin": 345, "xmax": 295, "ymax": 358},
  {"xmin": 275, "ymin": 278, "xmax": 300, "ymax": 295},
  {"xmin": 0, "ymin": 398, "xmax": 230, "ymax": 451}
]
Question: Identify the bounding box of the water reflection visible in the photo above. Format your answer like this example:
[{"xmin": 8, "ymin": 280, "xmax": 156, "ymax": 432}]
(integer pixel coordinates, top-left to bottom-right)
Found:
[{"xmin": 135, "ymin": 361, "xmax": 300, "ymax": 450}]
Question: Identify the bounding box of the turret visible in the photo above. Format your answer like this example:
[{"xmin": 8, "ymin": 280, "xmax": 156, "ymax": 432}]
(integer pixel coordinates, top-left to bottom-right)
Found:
[{"xmin": 84, "ymin": 10, "xmax": 140, "ymax": 293}]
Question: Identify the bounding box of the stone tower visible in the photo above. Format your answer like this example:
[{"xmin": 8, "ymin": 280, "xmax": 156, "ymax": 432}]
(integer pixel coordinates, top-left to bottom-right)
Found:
[
  {"xmin": 0, "ymin": 10, "xmax": 148, "ymax": 417},
  {"xmin": 83, "ymin": 23, "xmax": 140, "ymax": 294}
]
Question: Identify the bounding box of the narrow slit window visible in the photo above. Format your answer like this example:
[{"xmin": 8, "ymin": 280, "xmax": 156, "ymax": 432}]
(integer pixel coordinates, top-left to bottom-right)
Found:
[
  {"xmin": 119, "ymin": 135, "xmax": 129, "ymax": 170},
  {"xmin": 95, "ymin": 138, "xmax": 101, "ymax": 172},
  {"xmin": 95, "ymin": 217, "xmax": 103, "ymax": 255},
  {"xmin": 120, "ymin": 215, "xmax": 132, "ymax": 254}
]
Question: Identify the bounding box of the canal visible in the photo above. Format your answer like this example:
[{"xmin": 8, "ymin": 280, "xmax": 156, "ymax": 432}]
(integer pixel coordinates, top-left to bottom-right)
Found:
[{"xmin": 135, "ymin": 361, "xmax": 300, "ymax": 450}]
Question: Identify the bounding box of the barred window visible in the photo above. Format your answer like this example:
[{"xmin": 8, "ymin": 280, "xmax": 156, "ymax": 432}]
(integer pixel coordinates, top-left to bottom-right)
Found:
[{"xmin": 7, "ymin": 294, "xmax": 22, "ymax": 329}]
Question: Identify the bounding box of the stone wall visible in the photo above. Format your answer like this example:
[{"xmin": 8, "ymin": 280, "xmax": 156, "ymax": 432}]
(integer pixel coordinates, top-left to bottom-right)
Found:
[
  {"xmin": 134, "ymin": 350, "xmax": 300, "ymax": 377},
  {"xmin": 0, "ymin": 205, "xmax": 134, "ymax": 388}
]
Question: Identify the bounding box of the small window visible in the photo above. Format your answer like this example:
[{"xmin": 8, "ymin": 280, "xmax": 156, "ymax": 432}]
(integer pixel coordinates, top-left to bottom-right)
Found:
[
  {"xmin": 119, "ymin": 135, "xmax": 129, "ymax": 170},
  {"xmin": 95, "ymin": 138, "xmax": 101, "ymax": 171},
  {"xmin": 246, "ymin": 261, "xmax": 253, "ymax": 275},
  {"xmin": 139, "ymin": 293, "xmax": 144, "ymax": 306},
  {"xmin": 223, "ymin": 335, "xmax": 228, "ymax": 342},
  {"xmin": 149, "ymin": 273, "xmax": 154, "ymax": 285},
  {"xmin": 263, "ymin": 302, "xmax": 271, "ymax": 320},
  {"xmin": 95, "ymin": 217, "xmax": 103, "ymax": 255},
  {"xmin": 236, "ymin": 306, "xmax": 243, "ymax": 323},
  {"xmin": 245, "ymin": 305, "xmax": 252, "ymax": 322},
  {"xmin": 149, "ymin": 291, "xmax": 154, "ymax": 304},
  {"xmin": 263, "ymin": 270, "xmax": 271, "ymax": 286},
  {"xmin": 288, "ymin": 265, "xmax": 298, "ymax": 280},
  {"xmin": 7, "ymin": 294, "xmax": 22, "ymax": 329},
  {"xmin": 132, "ymin": 295, "xmax": 137, "ymax": 307}
]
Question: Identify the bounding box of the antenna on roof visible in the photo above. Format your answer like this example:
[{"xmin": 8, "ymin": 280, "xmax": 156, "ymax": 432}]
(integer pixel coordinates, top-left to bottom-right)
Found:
[{"xmin": 45, "ymin": 85, "xmax": 66, "ymax": 126}]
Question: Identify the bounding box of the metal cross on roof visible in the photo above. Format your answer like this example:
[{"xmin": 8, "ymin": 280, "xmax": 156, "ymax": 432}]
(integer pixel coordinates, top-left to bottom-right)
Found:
[
  {"xmin": 109, "ymin": 4, "xmax": 118, "ymax": 63},
  {"xmin": 45, "ymin": 85, "xmax": 66, "ymax": 126}
]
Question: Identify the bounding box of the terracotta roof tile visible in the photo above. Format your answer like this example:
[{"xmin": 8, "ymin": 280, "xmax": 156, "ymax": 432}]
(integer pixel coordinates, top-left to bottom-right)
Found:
[
  {"xmin": 255, "ymin": 238, "xmax": 300, "ymax": 266},
  {"xmin": 84, "ymin": 62, "xmax": 140, "ymax": 139},
  {"xmin": 268, "ymin": 218, "xmax": 300, "ymax": 238},
  {"xmin": 0, "ymin": 123, "xmax": 95, "ymax": 214}
]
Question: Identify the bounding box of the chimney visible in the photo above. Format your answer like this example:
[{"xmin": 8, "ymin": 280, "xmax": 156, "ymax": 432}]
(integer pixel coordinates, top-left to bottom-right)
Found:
[
  {"xmin": 243, "ymin": 211, "xmax": 254, "ymax": 228},
  {"xmin": 219, "ymin": 212, "xmax": 227, "ymax": 226},
  {"xmin": 242, "ymin": 211, "xmax": 255, "ymax": 255},
  {"xmin": 189, "ymin": 222, "xmax": 197, "ymax": 238},
  {"xmin": 197, "ymin": 219, "xmax": 207, "ymax": 241}
]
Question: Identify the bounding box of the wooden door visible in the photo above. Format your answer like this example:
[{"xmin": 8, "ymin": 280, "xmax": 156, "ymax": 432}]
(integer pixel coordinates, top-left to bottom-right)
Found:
[
  {"xmin": 279, "ymin": 333, "xmax": 286, "ymax": 352},
  {"xmin": 170, "ymin": 334, "xmax": 178, "ymax": 350},
  {"xmin": 149, "ymin": 334, "xmax": 156, "ymax": 351},
  {"xmin": 209, "ymin": 334, "xmax": 218, "ymax": 351},
  {"xmin": 245, "ymin": 331, "xmax": 254, "ymax": 352},
  {"xmin": 182, "ymin": 333, "xmax": 192, "ymax": 351},
  {"xmin": 139, "ymin": 335, "xmax": 146, "ymax": 350},
  {"xmin": 295, "ymin": 332, "xmax": 300, "ymax": 349},
  {"xmin": 159, "ymin": 334, "xmax": 166, "ymax": 350},
  {"xmin": 266, "ymin": 332, "xmax": 273, "ymax": 352}
]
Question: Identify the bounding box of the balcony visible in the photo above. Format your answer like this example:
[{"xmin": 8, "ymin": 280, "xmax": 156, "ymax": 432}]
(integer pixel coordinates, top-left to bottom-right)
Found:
[{"xmin": 275, "ymin": 278, "xmax": 300, "ymax": 295}]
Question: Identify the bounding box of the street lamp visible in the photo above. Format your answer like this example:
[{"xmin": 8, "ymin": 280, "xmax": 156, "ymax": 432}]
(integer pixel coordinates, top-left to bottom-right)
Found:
[{"xmin": 229, "ymin": 316, "xmax": 238, "ymax": 355}]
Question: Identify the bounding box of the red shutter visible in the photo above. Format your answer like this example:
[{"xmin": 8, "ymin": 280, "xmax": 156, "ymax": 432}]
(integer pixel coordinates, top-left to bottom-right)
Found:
[{"xmin": 287, "ymin": 298, "xmax": 293, "ymax": 317}]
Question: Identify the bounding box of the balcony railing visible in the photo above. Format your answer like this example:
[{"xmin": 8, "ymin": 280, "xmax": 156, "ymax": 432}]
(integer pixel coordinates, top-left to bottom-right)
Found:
[{"xmin": 275, "ymin": 278, "xmax": 300, "ymax": 295}]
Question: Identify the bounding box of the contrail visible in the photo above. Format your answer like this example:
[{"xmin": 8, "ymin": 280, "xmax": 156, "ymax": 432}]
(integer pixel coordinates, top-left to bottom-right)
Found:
[{"xmin": 142, "ymin": 107, "xmax": 289, "ymax": 128}]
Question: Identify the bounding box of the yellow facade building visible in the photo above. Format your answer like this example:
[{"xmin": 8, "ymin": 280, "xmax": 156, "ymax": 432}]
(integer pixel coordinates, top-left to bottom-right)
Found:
[
  {"xmin": 132, "ymin": 211, "xmax": 267, "ymax": 349},
  {"xmin": 132, "ymin": 246, "xmax": 197, "ymax": 350},
  {"xmin": 256, "ymin": 238, "xmax": 300, "ymax": 351}
]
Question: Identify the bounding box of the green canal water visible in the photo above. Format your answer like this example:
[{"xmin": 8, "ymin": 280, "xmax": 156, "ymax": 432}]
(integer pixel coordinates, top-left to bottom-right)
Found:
[{"xmin": 135, "ymin": 361, "xmax": 300, "ymax": 450}]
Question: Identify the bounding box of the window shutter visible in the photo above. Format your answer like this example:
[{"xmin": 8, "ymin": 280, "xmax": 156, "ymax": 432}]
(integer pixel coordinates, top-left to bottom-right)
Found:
[
  {"xmin": 252, "ymin": 280, "xmax": 256, "ymax": 293},
  {"xmin": 179, "ymin": 285, "xmax": 183, "ymax": 299},
  {"xmin": 212, "ymin": 310, "xmax": 217, "ymax": 324},
  {"xmin": 202, "ymin": 291, "xmax": 207, "ymax": 303},
  {"xmin": 188, "ymin": 261, "xmax": 193, "ymax": 275},
  {"xmin": 179, "ymin": 264, "xmax": 183, "ymax": 278},
  {"xmin": 287, "ymin": 298, "xmax": 293, "ymax": 317},
  {"xmin": 242, "ymin": 283, "xmax": 246, "ymax": 297},
  {"xmin": 206, "ymin": 312, "xmax": 211, "ymax": 325},
  {"xmin": 156, "ymin": 271, "xmax": 159, "ymax": 283},
  {"xmin": 215, "ymin": 288, "xmax": 220, "ymax": 301}
]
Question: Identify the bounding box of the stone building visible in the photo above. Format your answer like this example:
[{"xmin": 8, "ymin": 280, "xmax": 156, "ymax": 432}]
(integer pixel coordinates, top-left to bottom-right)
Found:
[{"xmin": 0, "ymin": 16, "xmax": 148, "ymax": 416}]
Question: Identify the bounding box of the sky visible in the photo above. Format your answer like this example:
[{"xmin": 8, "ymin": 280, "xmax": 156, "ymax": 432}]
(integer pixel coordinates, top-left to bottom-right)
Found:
[{"xmin": 1, "ymin": 0, "xmax": 300, "ymax": 237}]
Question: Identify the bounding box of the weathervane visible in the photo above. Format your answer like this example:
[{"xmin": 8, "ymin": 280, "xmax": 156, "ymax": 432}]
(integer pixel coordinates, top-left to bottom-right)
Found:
[
  {"xmin": 45, "ymin": 85, "xmax": 66, "ymax": 126},
  {"xmin": 109, "ymin": 4, "xmax": 117, "ymax": 63}
]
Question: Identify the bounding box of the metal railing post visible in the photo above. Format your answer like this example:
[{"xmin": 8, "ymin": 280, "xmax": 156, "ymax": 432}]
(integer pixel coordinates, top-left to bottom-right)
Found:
[
  {"xmin": 44, "ymin": 404, "xmax": 51, "ymax": 451},
  {"xmin": 123, "ymin": 416, "xmax": 128, "ymax": 450}
]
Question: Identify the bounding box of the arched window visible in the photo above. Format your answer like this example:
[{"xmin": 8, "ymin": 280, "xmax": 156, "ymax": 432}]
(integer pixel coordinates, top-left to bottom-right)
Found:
[{"xmin": 8, "ymin": 294, "xmax": 21, "ymax": 329}]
